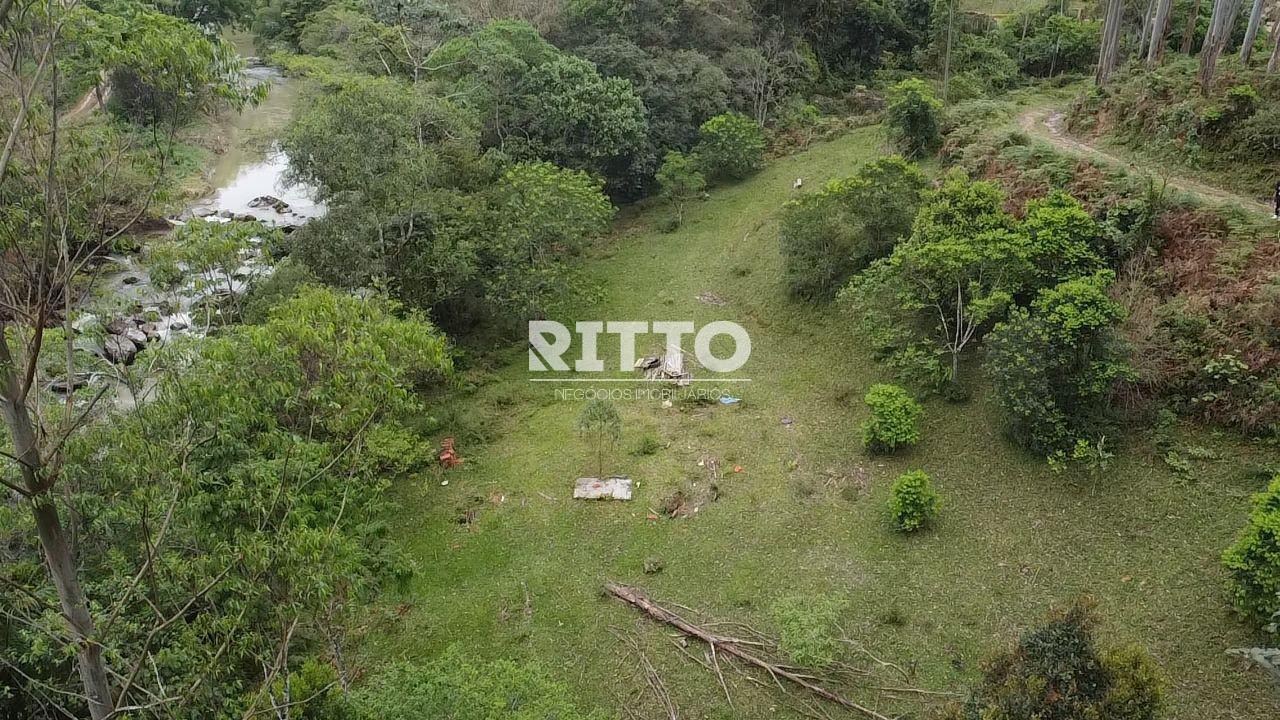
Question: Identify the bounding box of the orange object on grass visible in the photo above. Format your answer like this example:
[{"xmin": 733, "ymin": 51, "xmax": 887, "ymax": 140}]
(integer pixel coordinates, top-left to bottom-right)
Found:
[{"xmin": 439, "ymin": 437, "xmax": 463, "ymax": 469}]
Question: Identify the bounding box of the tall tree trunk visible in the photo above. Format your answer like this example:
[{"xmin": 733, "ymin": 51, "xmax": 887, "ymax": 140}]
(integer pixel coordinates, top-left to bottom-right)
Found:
[
  {"xmin": 1139, "ymin": 0, "xmax": 1157, "ymax": 53},
  {"xmin": 1096, "ymin": 0, "xmax": 1125, "ymax": 85},
  {"xmin": 1198, "ymin": 0, "xmax": 1245, "ymax": 93},
  {"xmin": 1182, "ymin": 0, "xmax": 1204, "ymax": 53},
  {"xmin": 0, "ymin": 333, "xmax": 114, "ymax": 720},
  {"xmin": 1148, "ymin": 0, "xmax": 1175, "ymax": 63},
  {"xmin": 941, "ymin": 0, "xmax": 957, "ymax": 104},
  {"xmin": 1240, "ymin": 0, "xmax": 1266, "ymax": 63},
  {"xmin": 1269, "ymin": 18, "xmax": 1280, "ymax": 71}
]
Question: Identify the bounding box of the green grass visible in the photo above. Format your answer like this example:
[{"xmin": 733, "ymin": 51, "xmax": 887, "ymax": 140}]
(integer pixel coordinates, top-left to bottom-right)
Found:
[{"xmin": 358, "ymin": 126, "xmax": 1277, "ymax": 719}]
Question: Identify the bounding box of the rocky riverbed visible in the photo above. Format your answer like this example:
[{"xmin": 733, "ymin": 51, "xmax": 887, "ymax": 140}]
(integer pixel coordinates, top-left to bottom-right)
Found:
[{"xmin": 60, "ymin": 59, "xmax": 323, "ymax": 408}]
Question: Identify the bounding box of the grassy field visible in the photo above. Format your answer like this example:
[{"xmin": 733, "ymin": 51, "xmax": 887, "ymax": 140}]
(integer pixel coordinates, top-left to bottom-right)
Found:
[{"xmin": 357, "ymin": 125, "xmax": 1278, "ymax": 719}]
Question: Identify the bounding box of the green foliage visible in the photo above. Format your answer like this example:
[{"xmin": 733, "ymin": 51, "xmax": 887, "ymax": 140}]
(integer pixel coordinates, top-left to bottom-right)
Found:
[
  {"xmin": 885, "ymin": 78, "xmax": 942, "ymax": 158},
  {"xmin": 284, "ymin": 70, "xmax": 612, "ymax": 330},
  {"xmin": 351, "ymin": 646, "xmax": 606, "ymax": 720},
  {"xmin": 241, "ymin": 257, "xmax": 319, "ymax": 324},
  {"xmin": 576, "ymin": 399, "xmax": 622, "ymax": 478},
  {"xmin": 267, "ymin": 657, "xmax": 352, "ymax": 719},
  {"xmin": 148, "ymin": 219, "xmax": 276, "ymax": 301},
  {"xmin": 770, "ymin": 595, "xmax": 844, "ymax": 668},
  {"xmin": 1223, "ymin": 476, "xmax": 1280, "ymax": 627},
  {"xmin": 479, "ymin": 162, "xmax": 614, "ymax": 318},
  {"xmin": 753, "ymin": 0, "xmax": 928, "ymax": 73},
  {"xmin": 1066, "ymin": 60, "xmax": 1280, "ymax": 193},
  {"xmin": 656, "ymin": 150, "xmax": 706, "ymax": 225},
  {"xmin": 282, "ymin": 75, "xmax": 491, "ymax": 212},
  {"xmin": 694, "ymin": 112, "xmax": 766, "ymax": 182},
  {"xmin": 1000, "ymin": 7, "xmax": 1100, "ymax": 77},
  {"xmin": 576, "ymin": 38, "xmax": 731, "ymax": 154},
  {"xmin": 428, "ymin": 20, "xmax": 648, "ymax": 189},
  {"xmin": 510, "ymin": 55, "xmax": 649, "ymax": 174},
  {"xmin": 948, "ymin": 601, "xmax": 1164, "ymax": 720},
  {"xmin": 844, "ymin": 172, "xmax": 1024, "ymax": 387},
  {"xmin": 984, "ymin": 272, "xmax": 1133, "ymax": 457},
  {"xmin": 862, "ymin": 383, "xmax": 924, "ymax": 453},
  {"xmin": 1, "ymin": 287, "xmax": 452, "ymax": 714},
  {"xmin": 1020, "ymin": 191, "xmax": 1106, "ymax": 290},
  {"xmin": 781, "ymin": 156, "xmax": 928, "ymax": 300},
  {"xmin": 161, "ymin": 0, "xmax": 254, "ymax": 25},
  {"xmin": 888, "ymin": 470, "xmax": 940, "ymax": 532},
  {"xmin": 630, "ymin": 433, "xmax": 662, "ymax": 456},
  {"xmin": 66, "ymin": 0, "xmax": 264, "ymax": 124},
  {"xmin": 919, "ymin": 9, "xmax": 1018, "ymax": 101}
]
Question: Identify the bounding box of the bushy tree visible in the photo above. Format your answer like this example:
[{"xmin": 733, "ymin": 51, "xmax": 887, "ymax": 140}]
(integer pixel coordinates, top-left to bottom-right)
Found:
[
  {"xmin": 983, "ymin": 271, "xmax": 1133, "ymax": 457},
  {"xmin": 888, "ymin": 470, "xmax": 940, "ymax": 531},
  {"xmin": 844, "ymin": 172, "xmax": 1025, "ymax": 387},
  {"xmin": 919, "ymin": 4, "xmax": 1018, "ymax": 100},
  {"xmin": 863, "ymin": 383, "xmax": 925, "ymax": 453},
  {"xmin": 289, "ymin": 161, "xmax": 612, "ymax": 328},
  {"xmin": 656, "ymin": 150, "xmax": 706, "ymax": 226},
  {"xmin": 1001, "ymin": 8, "xmax": 1101, "ymax": 77},
  {"xmin": 66, "ymin": 0, "xmax": 265, "ymax": 125},
  {"xmin": 1021, "ymin": 191, "xmax": 1107, "ymax": 291},
  {"xmin": 944, "ymin": 601, "xmax": 1164, "ymax": 720},
  {"xmin": 283, "ymin": 75, "xmax": 492, "ymax": 212},
  {"xmin": 293, "ymin": 1, "xmax": 469, "ymax": 80},
  {"xmin": 481, "ymin": 162, "xmax": 615, "ymax": 317},
  {"xmin": 753, "ymin": 0, "xmax": 927, "ymax": 73},
  {"xmin": 885, "ymin": 78, "xmax": 942, "ymax": 158},
  {"xmin": 694, "ymin": 111, "xmax": 766, "ymax": 181},
  {"xmin": 781, "ymin": 156, "xmax": 928, "ymax": 300},
  {"xmin": 1223, "ymin": 476, "xmax": 1280, "ymax": 626},
  {"xmin": 578, "ymin": 38, "xmax": 732, "ymax": 153},
  {"xmin": 428, "ymin": 20, "xmax": 648, "ymax": 188},
  {"xmin": 510, "ymin": 55, "xmax": 648, "ymax": 173}
]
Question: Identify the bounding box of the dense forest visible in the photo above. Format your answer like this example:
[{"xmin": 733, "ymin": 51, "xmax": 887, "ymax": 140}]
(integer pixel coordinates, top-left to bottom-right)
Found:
[{"xmin": 1, "ymin": 0, "xmax": 1279, "ymax": 718}]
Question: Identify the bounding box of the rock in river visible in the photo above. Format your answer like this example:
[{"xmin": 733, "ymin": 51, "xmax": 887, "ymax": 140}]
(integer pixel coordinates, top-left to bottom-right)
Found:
[
  {"xmin": 122, "ymin": 327, "xmax": 148, "ymax": 347},
  {"xmin": 103, "ymin": 335, "xmax": 137, "ymax": 364}
]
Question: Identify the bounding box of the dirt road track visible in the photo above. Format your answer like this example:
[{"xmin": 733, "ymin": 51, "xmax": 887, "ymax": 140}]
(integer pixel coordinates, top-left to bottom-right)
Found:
[{"xmin": 1016, "ymin": 106, "xmax": 1273, "ymax": 216}]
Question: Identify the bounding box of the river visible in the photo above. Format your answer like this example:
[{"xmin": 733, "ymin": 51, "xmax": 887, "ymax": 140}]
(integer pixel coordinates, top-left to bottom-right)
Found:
[{"xmin": 75, "ymin": 46, "xmax": 322, "ymax": 409}]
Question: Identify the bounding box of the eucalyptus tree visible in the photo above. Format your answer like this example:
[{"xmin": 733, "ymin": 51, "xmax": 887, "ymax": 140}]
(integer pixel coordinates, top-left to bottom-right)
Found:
[
  {"xmin": 1238, "ymin": 0, "xmax": 1266, "ymax": 64},
  {"xmin": 1198, "ymin": 0, "xmax": 1245, "ymax": 91}
]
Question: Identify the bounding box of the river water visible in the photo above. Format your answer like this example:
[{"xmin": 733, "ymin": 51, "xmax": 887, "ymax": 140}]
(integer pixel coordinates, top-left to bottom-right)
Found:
[{"xmin": 78, "ymin": 51, "xmax": 322, "ymax": 408}]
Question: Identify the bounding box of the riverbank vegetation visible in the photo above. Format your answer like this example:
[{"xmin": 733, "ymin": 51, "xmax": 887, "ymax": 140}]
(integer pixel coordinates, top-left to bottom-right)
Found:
[{"xmin": 2, "ymin": 0, "xmax": 1279, "ymax": 718}]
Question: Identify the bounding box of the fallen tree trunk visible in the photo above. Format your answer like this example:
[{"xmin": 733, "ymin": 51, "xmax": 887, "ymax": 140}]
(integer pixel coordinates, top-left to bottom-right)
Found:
[{"xmin": 604, "ymin": 582, "xmax": 893, "ymax": 720}]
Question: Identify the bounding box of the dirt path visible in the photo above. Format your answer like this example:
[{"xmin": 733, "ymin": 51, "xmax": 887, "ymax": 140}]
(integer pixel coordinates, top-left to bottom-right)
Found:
[
  {"xmin": 1017, "ymin": 106, "xmax": 1273, "ymax": 216},
  {"xmin": 60, "ymin": 79, "xmax": 110, "ymax": 125}
]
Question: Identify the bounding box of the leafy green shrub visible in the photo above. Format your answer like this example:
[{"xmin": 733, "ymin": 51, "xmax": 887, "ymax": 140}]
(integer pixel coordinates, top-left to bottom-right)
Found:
[
  {"xmin": 352, "ymin": 646, "xmax": 606, "ymax": 720},
  {"xmin": 862, "ymin": 383, "xmax": 924, "ymax": 453},
  {"xmin": 630, "ymin": 434, "xmax": 662, "ymax": 456},
  {"xmin": 242, "ymin": 257, "xmax": 319, "ymax": 324},
  {"xmin": 885, "ymin": 78, "xmax": 942, "ymax": 158},
  {"xmin": 780, "ymin": 156, "xmax": 928, "ymax": 301},
  {"xmin": 694, "ymin": 112, "xmax": 766, "ymax": 181},
  {"xmin": 944, "ymin": 600, "xmax": 1164, "ymax": 720},
  {"xmin": 655, "ymin": 150, "xmax": 706, "ymax": 226},
  {"xmin": 1223, "ymin": 476, "xmax": 1280, "ymax": 627},
  {"xmin": 770, "ymin": 595, "xmax": 843, "ymax": 668},
  {"xmin": 888, "ymin": 470, "xmax": 940, "ymax": 532},
  {"xmin": 984, "ymin": 272, "xmax": 1134, "ymax": 457}
]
